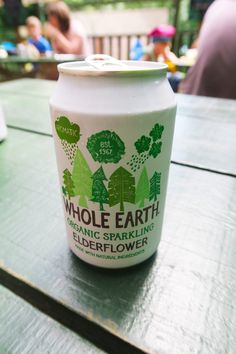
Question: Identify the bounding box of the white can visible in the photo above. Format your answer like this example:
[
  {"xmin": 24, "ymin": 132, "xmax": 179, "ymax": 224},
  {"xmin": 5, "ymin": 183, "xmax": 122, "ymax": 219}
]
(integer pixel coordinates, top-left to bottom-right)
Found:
[{"xmin": 50, "ymin": 55, "xmax": 176, "ymax": 269}]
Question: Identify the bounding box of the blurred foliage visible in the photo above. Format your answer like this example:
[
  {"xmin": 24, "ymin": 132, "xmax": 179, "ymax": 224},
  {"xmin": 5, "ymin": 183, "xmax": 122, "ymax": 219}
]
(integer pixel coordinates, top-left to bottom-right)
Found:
[
  {"xmin": 64, "ymin": 0, "xmax": 173, "ymax": 10},
  {"xmin": 64, "ymin": 0, "xmax": 179, "ymax": 29},
  {"xmin": 63, "ymin": 0, "xmax": 198, "ymax": 30},
  {"xmin": 0, "ymin": 3, "xmax": 40, "ymax": 27},
  {"xmin": 0, "ymin": 0, "xmax": 201, "ymax": 44}
]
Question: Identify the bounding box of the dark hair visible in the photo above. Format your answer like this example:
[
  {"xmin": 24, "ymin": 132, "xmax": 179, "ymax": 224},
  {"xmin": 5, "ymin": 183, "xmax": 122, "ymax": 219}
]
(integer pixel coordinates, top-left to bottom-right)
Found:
[{"xmin": 47, "ymin": 1, "xmax": 71, "ymax": 33}]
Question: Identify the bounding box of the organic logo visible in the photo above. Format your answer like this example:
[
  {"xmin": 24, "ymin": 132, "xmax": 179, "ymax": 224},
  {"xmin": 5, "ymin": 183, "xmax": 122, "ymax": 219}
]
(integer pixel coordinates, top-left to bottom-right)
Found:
[
  {"xmin": 55, "ymin": 116, "xmax": 81, "ymax": 143},
  {"xmin": 55, "ymin": 116, "xmax": 81, "ymax": 164}
]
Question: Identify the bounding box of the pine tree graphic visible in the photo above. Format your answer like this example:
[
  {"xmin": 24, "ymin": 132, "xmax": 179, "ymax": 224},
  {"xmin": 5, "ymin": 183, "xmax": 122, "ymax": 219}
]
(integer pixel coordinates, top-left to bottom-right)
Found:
[
  {"xmin": 72, "ymin": 148, "xmax": 92, "ymax": 208},
  {"xmin": 108, "ymin": 166, "xmax": 135, "ymax": 211},
  {"xmin": 149, "ymin": 172, "xmax": 161, "ymax": 202},
  {"xmin": 136, "ymin": 166, "xmax": 149, "ymax": 208},
  {"xmin": 63, "ymin": 169, "xmax": 75, "ymax": 200},
  {"xmin": 91, "ymin": 166, "xmax": 109, "ymax": 211}
]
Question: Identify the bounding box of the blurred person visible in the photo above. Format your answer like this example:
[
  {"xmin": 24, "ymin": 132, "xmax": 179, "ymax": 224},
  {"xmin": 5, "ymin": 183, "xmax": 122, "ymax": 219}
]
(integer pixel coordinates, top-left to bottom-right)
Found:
[
  {"xmin": 26, "ymin": 16, "xmax": 52, "ymax": 55},
  {"xmin": 142, "ymin": 25, "xmax": 178, "ymax": 69},
  {"xmin": 45, "ymin": 1, "xmax": 90, "ymax": 56},
  {"xmin": 142, "ymin": 25, "xmax": 183, "ymax": 92},
  {"xmin": 179, "ymin": 0, "xmax": 236, "ymax": 98}
]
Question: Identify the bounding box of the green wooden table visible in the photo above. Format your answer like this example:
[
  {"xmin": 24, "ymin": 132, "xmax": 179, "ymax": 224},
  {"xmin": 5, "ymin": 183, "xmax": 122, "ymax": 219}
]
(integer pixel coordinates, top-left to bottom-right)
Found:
[
  {"xmin": 0, "ymin": 79, "xmax": 236, "ymax": 353},
  {"xmin": 0, "ymin": 54, "xmax": 84, "ymax": 64},
  {"xmin": 0, "ymin": 55, "xmax": 84, "ymax": 81}
]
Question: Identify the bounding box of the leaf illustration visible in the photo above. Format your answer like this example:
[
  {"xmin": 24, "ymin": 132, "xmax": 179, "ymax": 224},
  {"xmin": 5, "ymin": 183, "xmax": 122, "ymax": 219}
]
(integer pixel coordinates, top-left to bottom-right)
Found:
[
  {"xmin": 149, "ymin": 123, "xmax": 164, "ymax": 141},
  {"xmin": 149, "ymin": 142, "xmax": 162, "ymax": 158},
  {"xmin": 135, "ymin": 135, "xmax": 151, "ymax": 154}
]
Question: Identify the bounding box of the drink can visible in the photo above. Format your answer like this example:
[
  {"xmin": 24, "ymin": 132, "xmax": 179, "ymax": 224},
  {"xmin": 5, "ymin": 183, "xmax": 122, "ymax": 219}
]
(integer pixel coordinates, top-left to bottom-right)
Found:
[{"xmin": 50, "ymin": 55, "xmax": 176, "ymax": 268}]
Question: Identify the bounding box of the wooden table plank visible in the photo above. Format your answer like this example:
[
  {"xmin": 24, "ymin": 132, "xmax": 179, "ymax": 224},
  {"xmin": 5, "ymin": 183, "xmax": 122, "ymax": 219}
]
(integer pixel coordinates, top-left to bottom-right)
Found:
[
  {"xmin": 0, "ymin": 78, "xmax": 55, "ymax": 98},
  {"xmin": 0, "ymin": 285, "xmax": 104, "ymax": 354},
  {"xmin": 1, "ymin": 128, "xmax": 236, "ymax": 353},
  {"xmin": 0, "ymin": 55, "xmax": 83, "ymax": 65},
  {"xmin": 1, "ymin": 79, "xmax": 236, "ymax": 174},
  {"xmin": 174, "ymin": 94, "xmax": 236, "ymax": 175},
  {"xmin": 0, "ymin": 92, "xmax": 52, "ymax": 135}
]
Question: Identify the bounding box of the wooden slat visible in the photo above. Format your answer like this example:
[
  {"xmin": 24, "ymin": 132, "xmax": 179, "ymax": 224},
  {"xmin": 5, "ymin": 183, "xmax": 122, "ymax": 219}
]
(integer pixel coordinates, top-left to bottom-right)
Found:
[
  {"xmin": 127, "ymin": 35, "xmax": 131, "ymax": 60},
  {"xmin": 92, "ymin": 36, "xmax": 96, "ymax": 54},
  {"xmin": 108, "ymin": 36, "xmax": 113, "ymax": 56},
  {"xmin": 0, "ymin": 128, "xmax": 236, "ymax": 353},
  {"xmin": 117, "ymin": 36, "xmax": 122, "ymax": 59},
  {"xmin": 97, "ymin": 37, "xmax": 104, "ymax": 54},
  {"xmin": 0, "ymin": 285, "xmax": 105, "ymax": 353}
]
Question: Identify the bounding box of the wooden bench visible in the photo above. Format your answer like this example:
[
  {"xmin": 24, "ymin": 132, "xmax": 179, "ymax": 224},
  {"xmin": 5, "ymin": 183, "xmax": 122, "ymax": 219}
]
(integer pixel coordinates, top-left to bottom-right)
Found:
[{"xmin": 89, "ymin": 30, "xmax": 198, "ymax": 60}]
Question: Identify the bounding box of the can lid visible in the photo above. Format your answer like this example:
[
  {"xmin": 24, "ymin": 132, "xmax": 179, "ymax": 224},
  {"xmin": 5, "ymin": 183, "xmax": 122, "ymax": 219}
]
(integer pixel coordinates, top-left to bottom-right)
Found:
[{"xmin": 58, "ymin": 54, "xmax": 167, "ymax": 78}]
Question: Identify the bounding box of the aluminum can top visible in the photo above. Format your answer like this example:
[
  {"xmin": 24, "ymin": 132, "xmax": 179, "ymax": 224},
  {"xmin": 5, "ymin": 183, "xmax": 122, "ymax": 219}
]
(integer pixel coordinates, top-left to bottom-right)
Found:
[{"xmin": 58, "ymin": 54, "xmax": 167, "ymax": 78}]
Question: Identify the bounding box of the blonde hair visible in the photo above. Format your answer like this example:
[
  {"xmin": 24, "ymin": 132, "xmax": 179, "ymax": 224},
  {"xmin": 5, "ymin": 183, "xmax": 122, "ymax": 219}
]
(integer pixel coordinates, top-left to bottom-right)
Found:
[
  {"xmin": 26, "ymin": 16, "xmax": 41, "ymax": 28},
  {"xmin": 47, "ymin": 1, "xmax": 71, "ymax": 33}
]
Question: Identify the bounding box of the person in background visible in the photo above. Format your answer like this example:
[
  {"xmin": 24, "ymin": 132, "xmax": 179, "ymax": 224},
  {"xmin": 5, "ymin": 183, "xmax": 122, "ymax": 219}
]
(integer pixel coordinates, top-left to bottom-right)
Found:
[
  {"xmin": 142, "ymin": 25, "xmax": 182, "ymax": 92},
  {"xmin": 142, "ymin": 25, "xmax": 177, "ymax": 68},
  {"xmin": 26, "ymin": 16, "xmax": 52, "ymax": 55},
  {"xmin": 45, "ymin": 1, "xmax": 90, "ymax": 56},
  {"xmin": 179, "ymin": 0, "xmax": 236, "ymax": 99}
]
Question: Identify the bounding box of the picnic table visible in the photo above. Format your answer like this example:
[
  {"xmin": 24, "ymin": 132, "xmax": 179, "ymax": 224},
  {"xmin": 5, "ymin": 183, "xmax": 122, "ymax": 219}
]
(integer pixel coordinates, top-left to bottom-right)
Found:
[
  {"xmin": 0, "ymin": 78, "xmax": 236, "ymax": 354},
  {"xmin": 0, "ymin": 54, "xmax": 84, "ymax": 80}
]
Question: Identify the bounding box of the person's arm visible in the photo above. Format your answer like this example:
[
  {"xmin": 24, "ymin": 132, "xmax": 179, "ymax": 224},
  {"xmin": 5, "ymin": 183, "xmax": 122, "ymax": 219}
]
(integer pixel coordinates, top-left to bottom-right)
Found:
[
  {"xmin": 45, "ymin": 23, "xmax": 83, "ymax": 54},
  {"xmin": 141, "ymin": 54, "xmax": 152, "ymax": 61},
  {"xmin": 163, "ymin": 47, "xmax": 178, "ymax": 64}
]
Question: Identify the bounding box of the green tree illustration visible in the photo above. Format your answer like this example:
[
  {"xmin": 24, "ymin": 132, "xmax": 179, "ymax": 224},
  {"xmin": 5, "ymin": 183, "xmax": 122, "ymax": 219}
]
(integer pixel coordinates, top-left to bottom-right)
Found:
[
  {"xmin": 87, "ymin": 130, "xmax": 125, "ymax": 164},
  {"xmin": 62, "ymin": 185, "xmax": 67, "ymax": 197},
  {"xmin": 91, "ymin": 166, "xmax": 109, "ymax": 211},
  {"xmin": 108, "ymin": 166, "xmax": 135, "ymax": 211},
  {"xmin": 149, "ymin": 123, "xmax": 164, "ymax": 141},
  {"xmin": 149, "ymin": 142, "xmax": 162, "ymax": 158},
  {"xmin": 72, "ymin": 148, "xmax": 92, "ymax": 207},
  {"xmin": 135, "ymin": 166, "xmax": 149, "ymax": 208},
  {"xmin": 128, "ymin": 123, "xmax": 164, "ymax": 172},
  {"xmin": 149, "ymin": 172, "xmax": 161, "ymax": 202},
  {"xmin": 63, "ymin": 169, "xmax": 75, "ymax": 199},
  {"xmin": 135, "ymin": 135, "xmax": 151, "ymax": 154}
]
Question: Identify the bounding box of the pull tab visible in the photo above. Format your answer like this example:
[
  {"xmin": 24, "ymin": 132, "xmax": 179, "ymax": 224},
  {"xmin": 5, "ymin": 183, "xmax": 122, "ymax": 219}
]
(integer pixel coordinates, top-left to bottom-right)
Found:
[{"xmin": 85, "ymin": 54, "xmax": 127, "ymax": 70}]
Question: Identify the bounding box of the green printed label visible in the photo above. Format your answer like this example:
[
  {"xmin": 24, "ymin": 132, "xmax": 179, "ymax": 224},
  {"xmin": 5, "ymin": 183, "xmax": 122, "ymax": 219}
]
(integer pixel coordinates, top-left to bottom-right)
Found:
[
  {"xmin": 53, "ymin": 108, "xmax": 176, "ymax": 266},
  {"xmin": 87, "ymin": 130, "xmax": 125, "ymax": 163}
]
